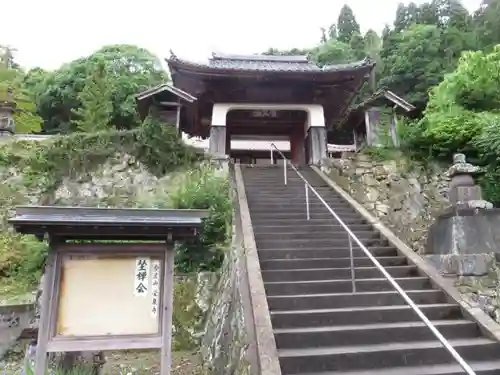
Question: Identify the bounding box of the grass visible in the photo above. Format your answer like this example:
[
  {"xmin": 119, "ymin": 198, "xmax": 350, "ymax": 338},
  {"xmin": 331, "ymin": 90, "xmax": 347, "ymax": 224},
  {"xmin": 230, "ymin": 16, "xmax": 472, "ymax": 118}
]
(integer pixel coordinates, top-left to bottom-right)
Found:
[{"xmin": 2, "ymin": 350, "xmax": 202, "ymax": 375}]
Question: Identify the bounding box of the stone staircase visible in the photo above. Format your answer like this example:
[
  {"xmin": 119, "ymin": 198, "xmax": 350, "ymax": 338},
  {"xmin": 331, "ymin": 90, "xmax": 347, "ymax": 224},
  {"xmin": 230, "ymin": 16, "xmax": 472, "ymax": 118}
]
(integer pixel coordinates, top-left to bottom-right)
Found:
[{"xmin": 241, "ymin": 164, "xmax": 500, "ymax": 375}]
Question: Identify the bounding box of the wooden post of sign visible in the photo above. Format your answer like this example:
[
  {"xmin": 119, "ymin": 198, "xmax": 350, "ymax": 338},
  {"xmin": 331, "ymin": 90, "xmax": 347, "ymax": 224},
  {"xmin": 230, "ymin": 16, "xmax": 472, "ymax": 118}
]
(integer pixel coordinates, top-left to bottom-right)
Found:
[
  {"xmin": 160, "ymin": 242, "xmax": 175, "ymax": 375},
  {"xmin": 35, "ymin": 241, "xmax": 58, "ymax": 375}
]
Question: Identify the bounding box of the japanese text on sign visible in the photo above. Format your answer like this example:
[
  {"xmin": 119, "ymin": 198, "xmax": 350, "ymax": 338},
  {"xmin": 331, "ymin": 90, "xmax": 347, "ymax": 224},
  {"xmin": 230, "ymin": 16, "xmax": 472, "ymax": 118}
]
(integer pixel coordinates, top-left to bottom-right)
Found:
[
  {"xmin": 151, "ymin": 260, "xmax": 161, "ymax": 317},
  {"xmin": 134, "ymin": 257, "xmax": 150, "ymax": 296}
]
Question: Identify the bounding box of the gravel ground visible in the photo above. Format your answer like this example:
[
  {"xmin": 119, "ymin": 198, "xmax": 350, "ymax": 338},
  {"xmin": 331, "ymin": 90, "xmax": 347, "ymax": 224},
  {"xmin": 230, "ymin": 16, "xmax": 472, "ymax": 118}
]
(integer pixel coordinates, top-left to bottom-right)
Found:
[{"xmin": 1, "ymin": 346, "xmax": 203, "ymax": 375}]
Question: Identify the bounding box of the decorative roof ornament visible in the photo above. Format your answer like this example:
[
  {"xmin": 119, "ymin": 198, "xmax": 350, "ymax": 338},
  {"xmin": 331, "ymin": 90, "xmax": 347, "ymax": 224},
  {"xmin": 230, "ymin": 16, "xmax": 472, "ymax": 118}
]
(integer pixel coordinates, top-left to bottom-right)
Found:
[{"xmin": 169, "ymin": 49, "xmax": 178, "ymax": 60}]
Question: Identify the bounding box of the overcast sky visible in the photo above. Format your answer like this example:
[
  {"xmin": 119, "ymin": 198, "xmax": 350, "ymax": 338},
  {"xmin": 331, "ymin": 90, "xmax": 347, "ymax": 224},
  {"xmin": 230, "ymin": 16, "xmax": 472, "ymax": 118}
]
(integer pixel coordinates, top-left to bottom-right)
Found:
[{"xmin": 2, "ymin": 0, "xmax": 482, "ymax": 71}]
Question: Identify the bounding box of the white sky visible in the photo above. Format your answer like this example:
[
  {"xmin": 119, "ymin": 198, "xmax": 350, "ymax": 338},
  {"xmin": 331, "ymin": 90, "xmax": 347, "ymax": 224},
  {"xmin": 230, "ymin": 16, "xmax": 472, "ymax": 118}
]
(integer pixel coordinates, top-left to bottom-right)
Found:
[{"xmin": 1, "ymin": 0, "xmax": 482, "ymax": 71}]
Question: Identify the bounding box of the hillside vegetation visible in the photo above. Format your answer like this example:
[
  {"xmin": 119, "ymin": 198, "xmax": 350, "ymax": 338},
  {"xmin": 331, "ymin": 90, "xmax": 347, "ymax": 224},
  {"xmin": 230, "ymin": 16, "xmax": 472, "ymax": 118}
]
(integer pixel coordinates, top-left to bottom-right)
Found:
[{"xmin": 0, "ymin": 120, "xmax": 230, "ymax": 297}]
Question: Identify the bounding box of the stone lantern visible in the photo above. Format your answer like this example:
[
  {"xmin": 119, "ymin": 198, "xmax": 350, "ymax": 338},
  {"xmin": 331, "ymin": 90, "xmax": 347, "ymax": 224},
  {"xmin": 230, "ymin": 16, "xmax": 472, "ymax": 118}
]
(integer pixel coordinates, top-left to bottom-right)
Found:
[
  {"xmin": 446, "ymin": 153, "xmax": 492, "ymax": 209},
  {"xmin": 0, "ymin": 86, "xmax": 16, "ymax": 136},
  {"xmin": 425, "ymin": 154, "xmax": 497, "ymax": 276}
]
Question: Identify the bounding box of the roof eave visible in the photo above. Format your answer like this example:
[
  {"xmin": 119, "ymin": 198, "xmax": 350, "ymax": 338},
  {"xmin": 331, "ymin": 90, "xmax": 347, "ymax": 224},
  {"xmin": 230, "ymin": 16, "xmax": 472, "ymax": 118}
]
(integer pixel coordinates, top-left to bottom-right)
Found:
[
  {"xmin": 166, "ymin": 57, "xmax": 376, "ymax": 78},
  {"xmin": 135, "ymin": 83, "xmax": 197, "ymax": 103}
]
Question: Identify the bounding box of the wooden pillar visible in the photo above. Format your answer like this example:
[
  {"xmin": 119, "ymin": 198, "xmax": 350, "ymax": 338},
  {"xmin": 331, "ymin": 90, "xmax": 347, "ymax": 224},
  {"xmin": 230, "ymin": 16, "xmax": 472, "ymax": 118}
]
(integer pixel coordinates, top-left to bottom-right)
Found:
[
  {"xmin": 289, "ymin": 124, "xmax": 306, "ymax": 165},
  {"xmin": 225, "ymin": 127, "xmax": 231, "ymax": 159},
  {"xmin": 208, "ymin": 125, "xmax": 227, "ymax": 156},
  {"xmin": 34, "ymin": 244, "xmax": 57, "ymax": 375},
  {"xmin": 309, "ymin": 127, "xmax": 327, "ymax": 165},
  {"xmin": 160, "ymin": 244, "xmax": 175, "ymax": 375}
]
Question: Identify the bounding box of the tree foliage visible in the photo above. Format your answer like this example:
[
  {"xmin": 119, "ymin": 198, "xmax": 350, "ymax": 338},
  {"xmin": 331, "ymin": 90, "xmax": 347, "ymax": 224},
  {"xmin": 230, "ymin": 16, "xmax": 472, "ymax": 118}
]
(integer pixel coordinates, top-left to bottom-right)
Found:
[
  {"xmin": 337, "ymin": 5, "xmax": 361, "ymax": 44},
  {"xmin": 71, "ymin": 60, "xmax": 113, "ymax": 132},
  {"xmin": 0, "ymin": 58, "xmax": 43, "ymax": 133},
  {"xmin": 34, "ymin": 44, "xmax": 167, "ymax": 133}
]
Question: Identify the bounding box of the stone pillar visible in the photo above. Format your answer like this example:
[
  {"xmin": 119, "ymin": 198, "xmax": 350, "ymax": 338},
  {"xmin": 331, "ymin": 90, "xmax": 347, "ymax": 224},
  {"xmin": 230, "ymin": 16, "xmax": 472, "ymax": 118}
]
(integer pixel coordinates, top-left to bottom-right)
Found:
[
  {"xmin": 209, "ymin": 125, "xmax": 227, "ymax": 157},
  {"xmin": 365, "ymin": 107, "xmax": 382, "ymax": 147},
  {"xmin": 426, "ymin": 153, "xmax": 495, "ymax": 276},
  {"xmin": 309, "ymin": 127, "xmax": 327, "ymax": 165},
  {"xmin": 389, "ymin": 111, "xmax": 400, "ymax": 148}
]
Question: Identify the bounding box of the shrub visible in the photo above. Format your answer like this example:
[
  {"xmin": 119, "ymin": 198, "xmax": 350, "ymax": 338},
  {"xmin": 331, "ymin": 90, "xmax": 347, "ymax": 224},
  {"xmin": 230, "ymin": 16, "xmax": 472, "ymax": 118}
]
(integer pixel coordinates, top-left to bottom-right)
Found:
[{"xmin": 169, "ymin": 163, "xmax": 231, "ymax": 273}]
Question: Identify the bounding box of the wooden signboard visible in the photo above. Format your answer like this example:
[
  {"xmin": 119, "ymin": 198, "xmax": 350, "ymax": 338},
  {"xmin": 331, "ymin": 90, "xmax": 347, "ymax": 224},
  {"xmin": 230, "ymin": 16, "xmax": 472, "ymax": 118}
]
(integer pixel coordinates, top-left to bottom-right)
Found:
[
  {"xmin": 41, "ymin": 243, "xmax": 175, "ymax": 375},
  {"xmin": 8, "ymin": 206, "xmax": 209, "ymax": 375}
]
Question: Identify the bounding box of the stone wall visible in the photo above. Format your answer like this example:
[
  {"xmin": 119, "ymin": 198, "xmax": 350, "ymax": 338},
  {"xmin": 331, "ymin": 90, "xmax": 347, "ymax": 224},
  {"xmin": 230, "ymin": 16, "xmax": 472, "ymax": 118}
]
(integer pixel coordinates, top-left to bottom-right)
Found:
[
  {"xmin": 201, "ymin": 169, "xmax": 254, "ymax": 375},
  {"xmin": 322, "ymin": 152, "xmax": 449, "ymax": 253}
]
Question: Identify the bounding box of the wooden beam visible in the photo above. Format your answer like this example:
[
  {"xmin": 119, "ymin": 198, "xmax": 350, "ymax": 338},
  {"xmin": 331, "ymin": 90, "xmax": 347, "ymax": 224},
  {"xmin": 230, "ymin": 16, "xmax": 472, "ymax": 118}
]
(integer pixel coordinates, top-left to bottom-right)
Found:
[{"xmin": 158, "ymin": 101, "xmax": 181, "ymax": 107}]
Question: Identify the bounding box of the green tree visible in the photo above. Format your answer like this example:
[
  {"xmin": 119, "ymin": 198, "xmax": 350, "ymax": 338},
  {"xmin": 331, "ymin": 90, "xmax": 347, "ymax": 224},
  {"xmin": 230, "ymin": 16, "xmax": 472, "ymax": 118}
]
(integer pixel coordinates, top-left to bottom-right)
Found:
[
  {"xmin": 328, "ymin": 24, "xmax": 338, "ymax": 40},
  {"xmin": 394, "ymin": 2, "xmax": 420, "ymax": 31},
  {"xmin": 312, "ymin": 39, "xmax": 355, "ymax": 66},
  {"xmin": 0, "ymin": 45, "xmax": 20, "ymax": 69},
  {"xmin": 71, "ymin": 61, "xmax": 113, "ymax": 132},
  {"xmin": 349, "ymin": 33, "xmax": 366, "ymax": 60},
  {"xmin": 35, "ymin": 44, "xmax": 167, "ymax": 133},
  {"xmin": 0, "ymin": 62, "xmax": 43, "ymax": 133},
  {"xmin": 473, "ymin": 0, "xmax": 500, "ymax": 51},
  {"xmin": 337, "ymin": 5, "xmax": 360, "ymax": 44},
  {"xmin": 378, "ymin": 24, "xmax": 448, "ymax": 109}
]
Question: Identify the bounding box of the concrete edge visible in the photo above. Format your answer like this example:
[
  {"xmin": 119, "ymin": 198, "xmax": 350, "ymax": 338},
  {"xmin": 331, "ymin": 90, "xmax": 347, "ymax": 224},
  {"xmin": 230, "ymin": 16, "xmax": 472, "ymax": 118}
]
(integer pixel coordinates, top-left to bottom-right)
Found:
[
  {"xmin": 235, "ymin": 163, "xmax": 282, "ymax": 375},
  {"xmin": 229, "ymin": 163, "xmax": 259, "ymax": 375},
  {"xmin": 311, "ymin": 165, "xmax": 500, "ymax": 343}
]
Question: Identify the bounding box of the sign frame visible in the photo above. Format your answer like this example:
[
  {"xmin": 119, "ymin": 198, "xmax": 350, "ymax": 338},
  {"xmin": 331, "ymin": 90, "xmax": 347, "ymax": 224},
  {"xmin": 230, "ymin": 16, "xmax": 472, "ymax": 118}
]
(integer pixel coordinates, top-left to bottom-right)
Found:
[{"xmin": 37, "ymin": 241, "xmax": 175, "ymax": 375}]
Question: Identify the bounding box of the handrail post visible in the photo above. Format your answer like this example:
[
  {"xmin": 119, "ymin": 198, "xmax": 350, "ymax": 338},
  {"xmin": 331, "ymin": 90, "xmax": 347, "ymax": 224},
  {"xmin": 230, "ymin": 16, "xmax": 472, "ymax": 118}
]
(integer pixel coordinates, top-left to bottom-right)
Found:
[
  {"xmin": 305, "ymin": 183, "xmax": 310, "ymax": 220},
  {"xmin": 284, "ymin": 159, "xmax": 287, "ymax": 185},
  {"xmin": 348, "ymin": 235, "xmax": 356, "ymax": 293}
]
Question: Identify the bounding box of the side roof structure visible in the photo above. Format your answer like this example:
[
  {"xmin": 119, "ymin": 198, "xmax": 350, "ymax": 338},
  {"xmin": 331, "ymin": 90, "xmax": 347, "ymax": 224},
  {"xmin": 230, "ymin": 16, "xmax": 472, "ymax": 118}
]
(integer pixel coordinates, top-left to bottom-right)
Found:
[{"xmin": 135, "ymin": 83, "xmax": 197, "ymax": 120}]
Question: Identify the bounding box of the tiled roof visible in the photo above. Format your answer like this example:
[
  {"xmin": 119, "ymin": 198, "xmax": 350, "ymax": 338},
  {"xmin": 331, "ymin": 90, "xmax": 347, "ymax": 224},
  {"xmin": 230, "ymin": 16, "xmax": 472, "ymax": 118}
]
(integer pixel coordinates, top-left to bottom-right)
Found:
[
  {"xmin": 209, "ymin": 53, "xmax": 320, "ymax": 72},
  {"xmin": 167, "ymin": 51, "xmax": 375, "ymax": 73}
]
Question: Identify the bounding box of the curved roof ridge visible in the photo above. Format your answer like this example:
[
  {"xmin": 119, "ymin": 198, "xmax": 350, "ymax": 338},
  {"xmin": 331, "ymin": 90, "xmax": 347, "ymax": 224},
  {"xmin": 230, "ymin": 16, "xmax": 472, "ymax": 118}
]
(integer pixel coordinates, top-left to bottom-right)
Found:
[
  {"xmin": 211, "ymin": 52, "xmax": 310, "ymax": 63},
  {"xmin": 322, "ymin": 57, "xmax": 376, "ymax": 71}
]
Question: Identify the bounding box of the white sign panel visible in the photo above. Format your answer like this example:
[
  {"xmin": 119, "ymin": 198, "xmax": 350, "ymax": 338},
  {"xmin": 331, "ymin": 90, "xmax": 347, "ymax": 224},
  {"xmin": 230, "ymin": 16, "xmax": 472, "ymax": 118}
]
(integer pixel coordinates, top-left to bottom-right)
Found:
[{"xmin": 134, "ymin": 257, "xmax": 150, "ymax": 297}]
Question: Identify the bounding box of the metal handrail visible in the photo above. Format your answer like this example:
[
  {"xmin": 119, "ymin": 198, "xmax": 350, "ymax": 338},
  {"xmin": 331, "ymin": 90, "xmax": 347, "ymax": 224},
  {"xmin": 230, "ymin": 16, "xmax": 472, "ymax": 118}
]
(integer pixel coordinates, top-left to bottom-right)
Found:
[{"xmin": 269, "ymin": 143, "xmax": 476, "ymax": 375}]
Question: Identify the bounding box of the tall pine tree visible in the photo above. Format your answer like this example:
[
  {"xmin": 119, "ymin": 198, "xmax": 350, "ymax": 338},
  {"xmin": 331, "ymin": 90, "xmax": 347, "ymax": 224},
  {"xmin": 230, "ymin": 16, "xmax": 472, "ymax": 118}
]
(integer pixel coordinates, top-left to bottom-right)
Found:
[
  {"xmin": 71, "ymin": 60, "xmax": 113, "ymax": 133},
  {"xmin": 337, "ymin": 5, "xmax": 360, "ymax": 44}
]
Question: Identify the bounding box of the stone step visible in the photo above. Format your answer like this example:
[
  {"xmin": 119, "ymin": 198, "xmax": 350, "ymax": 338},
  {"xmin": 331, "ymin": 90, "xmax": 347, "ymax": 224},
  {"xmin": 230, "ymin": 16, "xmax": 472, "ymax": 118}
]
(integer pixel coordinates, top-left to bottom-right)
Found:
[
  {"xmin": 255, "ymin": 230, "xmax": 379, "ymax": 242},
  {"xmin": 252, "ymin": 217, "xmax": 368, "ymax": 226},
  {"xmin": 271, "ymin": 303, "xmax": 462, "ymax": 328},
  {"xmin": 274, "ymin": 320, "xmax": 480, "ymax": 349},
  {"xmin": 253, "ymin": 224, "xmax": 374, "ymax": 234},
  {"xmin": 267, "ymin": 290, "xmax": 446, "ymax": 311},
  {"xmin": 249, "ymin": 204, "xmax": 357, "ymax": 215},
  {"xmin": 242, "ymin": 165, "xmax": 500, "ymax": 374},
  {"xmin": 256, "ymin": 238, "xmax": 388, "ymax": 250},
  {"xmin": 261, "ymin": 265, "xmax": 418, "ymax": 282},
  {"xmin": 278, "ymin": 338, "xmax": 500, "ymax": 374},
  {"xmin": 300, "ymin": 360, "xmax": 500, "ymax": 375},
  {"xmin": 259, "ymin": 256, "xmax": 409, "ymax": 270},
  {"xmin": 264, "ymin": 277, "xmax": 431, "ymax": 296},
  {"xmin": 250, "ymin": 212, "xmax": 362, "ymax": 221},
  {"xmin": 245, "ymin": 191, "xmax": 337, "ymax": 199},
  {"xmin": 257, "ymin": 246, "xmax": 399, "ymax": 260}
]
